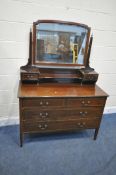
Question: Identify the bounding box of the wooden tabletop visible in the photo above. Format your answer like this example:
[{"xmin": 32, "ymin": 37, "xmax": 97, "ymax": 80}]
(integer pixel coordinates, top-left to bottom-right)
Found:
[{"xmin": 18, "ymin": 82, "xmax": 108, "ymax": 98}]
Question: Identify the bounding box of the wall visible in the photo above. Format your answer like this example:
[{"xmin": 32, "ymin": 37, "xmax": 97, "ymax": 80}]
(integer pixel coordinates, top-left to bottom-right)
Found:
[{"xmin": 0, "ymin": 0, "xmax": 116, "ymax": 125}]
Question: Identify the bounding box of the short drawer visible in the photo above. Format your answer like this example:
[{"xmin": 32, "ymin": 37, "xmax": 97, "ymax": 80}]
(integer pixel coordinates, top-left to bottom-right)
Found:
[
  {"xmin": 21, "ymin": 98, "xmax": 64, "ymax": 108},
  {"xmin": 22, "ymin": 118, "xmax": 100, "ymax": 133},
  {"xmin": 67, "ymin": 97, "xmax": 106, "ymax": 107},
  {"xmin": 66, "ymin": 107, "xmax": 103, "ymax": 119},
  {"xmin": 21, "ymin": 107, "xmax": 103, "ymax": 121},
  {"xmin": 21, "ymin": 73, "xmax": 38, "ymax": 81}
]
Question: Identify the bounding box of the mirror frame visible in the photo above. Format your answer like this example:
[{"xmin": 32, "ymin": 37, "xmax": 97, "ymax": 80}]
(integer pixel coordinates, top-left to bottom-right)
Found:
[{"xmin": 32, "ymin": 20, "xmax": 91, "ymax": 68}]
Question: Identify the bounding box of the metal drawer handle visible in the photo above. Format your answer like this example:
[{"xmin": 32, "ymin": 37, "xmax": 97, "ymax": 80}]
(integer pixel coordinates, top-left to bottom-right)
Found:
[
  {"xmin": 81, "ymin": 100, "xmax": 91, "ymax": 105},
  {"xmin": 38, "ymin": 124, "xmax": 48, "ymax": 130},
  {"xmin": 77, "ymin": 122, "xmax": 86, "ymax": 127},
  {"xmin": 77, "ymin": 123, "xmax": 83, "ymax": 127},
  {"xmin": 40, "ymin": 112, "xmax": 48, "ymax": 116},
  {"xmin": 40, "ymin": 101, "xmax": 43, "ymax": 105},
  {"xmin": 46, "ymin": 102, "xmax": 49, "ymax": 105},
  {"xmin": 80, "ymin": 111, "xmax": 88, "ymax": 116},
  {"xmin": 41, "ymin": 115, "xmax": 46, "ymax": 119},
  {"xmin": 39, "ymin": 112, "xmax": 48, "ymax": 119},
  {"xmin": 81, "ymin": 101, "xmax": 85, "ymax": 104},
  {"xmin": 27, "ymin": 75, "xmax": 33, "ymax": 78}
]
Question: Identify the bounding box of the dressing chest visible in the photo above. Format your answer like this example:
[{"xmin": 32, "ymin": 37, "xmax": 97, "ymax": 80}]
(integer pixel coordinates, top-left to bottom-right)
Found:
[{"xmin": 18, "ymin": 20, "xmax": 108, "ymax": 146}]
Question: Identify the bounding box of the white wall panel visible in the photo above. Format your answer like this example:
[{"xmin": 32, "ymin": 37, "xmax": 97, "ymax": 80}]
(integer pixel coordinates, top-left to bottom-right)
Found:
[
  {"xmin": 0, "ymin": 41, "xmax": 28, "ymax": 59},
  {"xmin": 0, "ymin": 21, "xmax": 30, "ymax": 42},
  {"xmin": 91, "ymin": 46, "xmax": 116, "ymax": 61},
  {"xmin": 66, "ymin": 9, "xmax": 116, "ymax": 31},
  {"xmin": 0, "ymin": 104, "xmax": 18, "ymax": 118},
  {"xmin": 91, "ymin": 60, "xmax": 116, "ymax": 74},
  {"xmin": 106, "ymin": 96, "xmax": 116, "ymax": 107},
  {"xmin": 67, "ymin": 0, "xmax": 116, "ymax": 14},
  {"xmin": 0, "ymin": 0, "xmax": 67, "ymax": 23},
  {"xmin": 0, "ymin": 0, "xmax": 116, "ymax": 123},
  {"xmin": 0, "ymin": 59, "xmax": 26, "ymax": 75},
  {"xmin": 14, "ymin": 0, "xmax": 116, "ymax": 15},
  {"xmin": 98, "ymin": 74, "xmax": 116, "ymax": 86},
  {"xmin": 93, "ymin": 30, "xmax": 116, "ymax": 47},
  {"xmin": 0, "ymin": 0, "xmax": 116, "ymax": 31},
  {"xmin": 0, "ymin": 75, "xmax": 19, "ymax": 90},
  {"xmin": 98, "ymin": 85, "xmax": 116, "ymax": 96},
  {"xmin": 0, "ymin": 90, "xmax": 18, "ymax": 105}
]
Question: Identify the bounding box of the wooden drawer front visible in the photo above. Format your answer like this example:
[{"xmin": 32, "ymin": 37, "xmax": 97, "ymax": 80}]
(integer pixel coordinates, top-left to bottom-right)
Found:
[
  {"xmin": 22, "ymin": 109, "xmax": 66, "ymax": 121},
  {"xmin": 67, "ymin": 107, "xmax": 103, "ymax": 119},
  {"xmin": 22, "ymin": 107, "xmax": 103, "ymax": 121},
  {"xmin": 23, "ymin": 118, "xmax": 100, "ymax": 132},
  {"xmin": 22, "ymin": 98, "xmax": 64, "ymax": 108},
  {"xmin": 21, "ymin": 73, "xmax": 38, "ymax": 81},
  {"xmin": 67, "ymin": 97, "xmax": 106, "ymax": 107}
]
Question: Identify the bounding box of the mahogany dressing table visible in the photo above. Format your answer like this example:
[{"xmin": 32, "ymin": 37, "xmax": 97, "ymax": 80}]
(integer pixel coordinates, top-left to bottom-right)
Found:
[{"xmin": 18, "ymin": 20, "xmax": 108, "ymax": 146}]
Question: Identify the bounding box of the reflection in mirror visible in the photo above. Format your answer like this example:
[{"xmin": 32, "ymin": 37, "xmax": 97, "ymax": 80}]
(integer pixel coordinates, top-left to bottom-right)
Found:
[{"xmin": 36, "ymin": 23, "xmax": 88, "ymax": 65}]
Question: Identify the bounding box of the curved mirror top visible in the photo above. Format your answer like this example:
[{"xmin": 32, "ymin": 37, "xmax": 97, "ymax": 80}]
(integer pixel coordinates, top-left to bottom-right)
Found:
[{"xmin": 35, "ymin": 22, "xmax": 88, "ymax": 65}]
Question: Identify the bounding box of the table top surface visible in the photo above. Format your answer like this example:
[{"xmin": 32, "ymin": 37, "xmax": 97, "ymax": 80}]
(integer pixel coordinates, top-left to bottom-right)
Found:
[{"xmin": 18, "ymin": 82, "xmax": 108, "ymax": 98}]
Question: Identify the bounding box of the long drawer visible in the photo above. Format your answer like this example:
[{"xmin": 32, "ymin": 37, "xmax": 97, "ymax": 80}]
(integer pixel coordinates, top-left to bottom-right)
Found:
[
  {"xmin": 21, "ymin": 97, "xmax": 106, "ymax": 108},
  {"xmin": 21, "ymin": 107, "xmax": 104, "ymax": 121},
  {"xmin": 22, "ymin": 118, "xmax": 100, "ymax": 133}
]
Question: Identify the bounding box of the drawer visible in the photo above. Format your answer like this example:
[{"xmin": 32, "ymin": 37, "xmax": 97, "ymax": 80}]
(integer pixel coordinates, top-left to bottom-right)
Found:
[
  {"xmin": 66, "ymin": 107, "xmax": 103, "ymax": 119},
  {"xmin": 22, "ymin": 109, "xmax": 66, "ymax": 121},
  {"xmin": 21, "ymin": 73, "xmax": 38, "ymax": 81},
  {"xmin": 22, "ymin": 98, "xmax": 64, "ymax": 108},
  {"xmin": 22, "ymin": 118, "xmax": 100, "ymax": 133},
  {"xmin": 67, "ymin": 97, "xmax": 106, "ymax": 107},
  {"xmin": 22, "ymin": 107, "xmax": 103, "ymax": 121}
]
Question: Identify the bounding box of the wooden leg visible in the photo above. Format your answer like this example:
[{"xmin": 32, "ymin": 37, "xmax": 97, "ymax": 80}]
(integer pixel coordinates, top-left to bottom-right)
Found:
[
  {"xmin": 94, "ymin": 128, "xmax": 99, "ymax": 140},
  {"xmin": 20, "ymin": 132, "xmax": 23, "ymax": 147}
]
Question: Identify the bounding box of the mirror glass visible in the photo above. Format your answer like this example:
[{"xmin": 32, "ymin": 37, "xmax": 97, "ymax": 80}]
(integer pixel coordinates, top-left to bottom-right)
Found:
[{"xmin": 35, "ymin": 23, "xmax": 88, "ymax": 65}]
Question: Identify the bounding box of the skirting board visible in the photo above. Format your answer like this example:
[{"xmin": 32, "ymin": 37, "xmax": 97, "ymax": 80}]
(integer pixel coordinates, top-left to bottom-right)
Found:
[
  {"xmin": 0, "ymin": 117, "xmax": 19, "ymax": 127},
  {"xmin": 103, "ymin": 106, "xmax": 116, "ymax": 114},
  {"xmin": 0, "ymin": 107, "xmax": 116, "ymax": 126}
]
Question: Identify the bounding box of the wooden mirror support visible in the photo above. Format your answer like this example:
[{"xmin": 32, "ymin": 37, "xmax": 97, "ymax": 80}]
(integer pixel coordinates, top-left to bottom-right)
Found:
[{"xmin": 20, "ymin": 20, "xmax": 98, "ymax": 84}]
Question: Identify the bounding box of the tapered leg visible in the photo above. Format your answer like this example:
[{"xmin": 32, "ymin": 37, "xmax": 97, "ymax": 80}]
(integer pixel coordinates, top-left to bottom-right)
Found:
[
  {"xmin": 94, "ymin": 128, "xmax": 99, "ymax": 140},
  {"xmin": 19, "ymin": 99, "xmax": 23, "ymax": 147},
  {"xmin": 20, "ymin": 132, "xmax": 23, "ymax": 147}
]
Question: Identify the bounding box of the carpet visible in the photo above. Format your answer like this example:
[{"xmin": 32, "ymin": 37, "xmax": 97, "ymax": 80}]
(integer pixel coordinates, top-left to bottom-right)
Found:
[{"xmin": 0, "ymin": 114, "xmax": 116, "ymax": 175}]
